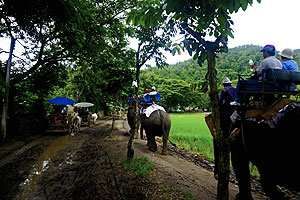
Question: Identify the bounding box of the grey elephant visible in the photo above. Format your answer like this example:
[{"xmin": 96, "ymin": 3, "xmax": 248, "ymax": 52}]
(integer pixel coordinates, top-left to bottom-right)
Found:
[
  {"xmin": 142, "ymin": 109, "xmax": 171, "ymax": 155},
  {"xmin": 127, "ymin": 105, "xmax": 140, "ymax": 136},
  {"xmin": 128, "ymin": 105, "xmax": 171, "ymax": 155}
]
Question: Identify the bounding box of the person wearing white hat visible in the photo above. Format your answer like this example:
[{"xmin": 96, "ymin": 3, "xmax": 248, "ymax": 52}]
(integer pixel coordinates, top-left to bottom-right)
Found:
[
  {"xmin": 279, "ymin": 48, "xmax": 298, "ymax": 71},
  {"xmin": 219, "ymin": 78, "xmax": 236, "ymax": 107},
  {"xmin": 149, "ymin": 86, "xmax": 157, "ymax": 95}
]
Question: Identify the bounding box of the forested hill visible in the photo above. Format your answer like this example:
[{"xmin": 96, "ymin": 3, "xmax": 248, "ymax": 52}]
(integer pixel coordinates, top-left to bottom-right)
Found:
[
  {"xmin": 140, "ymin": 45, "xmax": 300, "ymax": 110},
  {"xmin": 143, "ymin": 44, "xmax": 300, "ymax": 85}
]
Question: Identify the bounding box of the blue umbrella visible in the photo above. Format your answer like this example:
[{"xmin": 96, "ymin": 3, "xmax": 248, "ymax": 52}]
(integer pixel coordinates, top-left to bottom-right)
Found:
[{"xmin": 47, "ymin": 97, "xmax": 76, "ymax": 105}]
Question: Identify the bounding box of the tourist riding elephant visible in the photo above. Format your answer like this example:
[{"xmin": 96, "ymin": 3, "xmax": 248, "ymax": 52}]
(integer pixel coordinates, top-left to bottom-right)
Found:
[
  {"xmin": 222, "ymin": 101, "xmax": 300, "ymax": 200},
  {"xmin": 142, "ymin": 109, "xmax": 171, "ymax": 155}
]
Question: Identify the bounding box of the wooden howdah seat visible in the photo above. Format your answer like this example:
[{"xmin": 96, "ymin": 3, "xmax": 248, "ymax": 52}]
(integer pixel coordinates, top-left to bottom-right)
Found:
[{"xmin": 238, "ymin": 68, "xmax": 300, "ymax": 110}]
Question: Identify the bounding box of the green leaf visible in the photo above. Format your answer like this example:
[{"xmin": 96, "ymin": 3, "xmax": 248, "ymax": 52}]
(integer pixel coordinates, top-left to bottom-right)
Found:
[
  {"xmin": 227, "ymin": 0, "xmax": 234, "ymax": 13},
  {"xmin": 193, "ymin": 53, "xmax": 198, "ymax": 60},
  {"xmin": 234, "ymin": 0, "xmax": 240, "ymax": 12},
  {"xmin": 165, "ymin": 0, "xmax": 176, "ymax": 14},
  {"xmin": 217, "ymin": 14, "xmax": 226, "ymax": 27},
  {"xmin": 187, "ymin": 46, "xmax": 193, "ymax": 56},
  {"xmin": 240, "ymin": 0, "xmax": 248, "ymax": 11},
  {"xmin": 171, "ymin": 48, "xmax": 176, "ymax": 56}
]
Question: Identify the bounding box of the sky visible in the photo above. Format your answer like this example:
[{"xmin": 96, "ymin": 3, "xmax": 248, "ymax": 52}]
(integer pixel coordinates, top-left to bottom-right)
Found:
[{"xmin": 146, "ymin": 0, "xmax": 300, "ymax": 65}]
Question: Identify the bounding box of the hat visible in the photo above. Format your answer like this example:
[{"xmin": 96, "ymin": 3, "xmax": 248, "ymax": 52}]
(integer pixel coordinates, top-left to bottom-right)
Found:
[
  {"xmin": 279, "ymin": 48, "xmax": 293, "ymax": 59},
  {"xmin": 222, "ymin": 77, "xmax": 232, "ymax": 84},
  {"xmin": 249, "ymin": 60, "xmax": 254, "ymax": 65},
  {"xmin": 259, "ymin": 44, "xmax": 276, "ymax": 53},
  {"xmin": 151, "ymin": 86, "xmax": 156, "ymax": 90}
]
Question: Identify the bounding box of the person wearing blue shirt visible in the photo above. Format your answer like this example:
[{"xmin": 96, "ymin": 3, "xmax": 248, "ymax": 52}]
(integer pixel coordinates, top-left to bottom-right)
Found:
[
  {"xmin": 279, "ymin": 48, "xmax": 299, "ymax": 71},
  {"xmin": 279, "ymin": 48, "xmax": 299, "ymax": 91}
]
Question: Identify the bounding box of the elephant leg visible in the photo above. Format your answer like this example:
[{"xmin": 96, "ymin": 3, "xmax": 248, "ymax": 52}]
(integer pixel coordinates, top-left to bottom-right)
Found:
[
  {"xmin": 148, "ymin": 135, "xmax": 157, "ymax": 152},
  {"xmin": 145, "ymin": 130, "xmax": 150, "ymax": 146},
  {"xmin": 161, "ymin": 132, "xmax": 168, "ymax": 155},
  {"xmin": 260, "ymin": 172, "xmax": 287, "ymax": 200},
  {"xmin": 140, "ymin": 123, "xmax": 144, "ymax": 140},
  {"xmin": 231, "ymin": 143, "xmax": 253, "ymax": 200}
]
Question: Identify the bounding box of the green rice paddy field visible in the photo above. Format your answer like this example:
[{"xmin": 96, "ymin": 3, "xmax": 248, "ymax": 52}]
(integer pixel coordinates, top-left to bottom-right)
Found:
[
  {"xmin": 169, "ymin": 113, "xmax": 214, "ymax": 160},
  {"xmin": 169, "ymin": 112, "xmax": 260, "ymax": 178}
]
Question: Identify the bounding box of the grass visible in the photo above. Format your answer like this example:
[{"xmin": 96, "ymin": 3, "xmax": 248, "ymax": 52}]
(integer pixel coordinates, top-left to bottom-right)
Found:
[
  {"xmin": 182, "ymin": 191, "xmax": 197, "ymax": 200},
  {"xmin": 169, "ymin": 113, "xmax": 260, "ymax": 179},
  {"xmin": 122, "ymin": 156, "xmax": 154, "ymax": 178},
  {"xmin": 169, "ymin": 113, "xmax": 214, "ymax": 160}
]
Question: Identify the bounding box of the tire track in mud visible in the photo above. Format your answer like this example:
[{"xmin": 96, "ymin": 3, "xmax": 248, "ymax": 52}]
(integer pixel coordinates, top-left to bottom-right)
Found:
[{"xmin": 24, "ymin": 123, "xmax": 133, "ymax": 200}]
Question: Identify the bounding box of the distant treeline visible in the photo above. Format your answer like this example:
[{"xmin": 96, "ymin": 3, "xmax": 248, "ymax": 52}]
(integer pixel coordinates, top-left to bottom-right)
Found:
[{"xmin": 140, "ymin": 45, "xmax": 300, "ymax": 110}]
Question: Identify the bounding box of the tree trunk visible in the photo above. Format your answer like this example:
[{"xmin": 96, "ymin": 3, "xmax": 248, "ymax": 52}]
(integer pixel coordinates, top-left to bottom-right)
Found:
[
  {"xmin": 1, "ymin": 37, "xmax": 15, "ymax": 143},
  {"xmin": 127, "ymin": 48, "xmax": 141, "ymax": 159},
  {"xmin": 110, "ymin": 105, "xmax": 116, "ymax": 137},
  {"xmin": 127, "ymin": 86, "xmax": 138, "ymax": 159},
  {"xmin": 207, "ymin": 48, "xmax": 230, "ymax": 200}
]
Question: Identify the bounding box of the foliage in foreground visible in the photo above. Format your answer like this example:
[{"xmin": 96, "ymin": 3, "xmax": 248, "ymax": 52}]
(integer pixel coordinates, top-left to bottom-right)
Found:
[{"xmin": 122, "ymin": 156, "xmax": 154, "ymax": 178}]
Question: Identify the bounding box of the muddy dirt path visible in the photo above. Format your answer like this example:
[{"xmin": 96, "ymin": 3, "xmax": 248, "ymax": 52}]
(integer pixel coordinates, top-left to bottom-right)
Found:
[{"xmin": 0, "ymin": 118, "xmax": 268, "ymax": 200}]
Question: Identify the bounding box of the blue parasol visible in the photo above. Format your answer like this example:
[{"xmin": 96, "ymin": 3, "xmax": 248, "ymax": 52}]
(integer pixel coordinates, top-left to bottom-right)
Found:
[{"xmin": 47, "ymin": 97, "xmax": 76, "ymax": 105}]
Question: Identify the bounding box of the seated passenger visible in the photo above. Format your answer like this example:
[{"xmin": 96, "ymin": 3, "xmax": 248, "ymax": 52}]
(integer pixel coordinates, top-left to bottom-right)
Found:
[
  {"xmin": 219, "ymin": 78, "xmax": 236, "ymax": 107},
  {"xmin": 231, "ymin": 44, "xmax": 282, "ymax": 106},
  {"xmin": 143, "ymin": 89, "xmax": 149, "ymax": 98},
  {"xmin": 149, "ymin": 86, "xmax": 157, "ymax": 95},
  {"xmin": 279, "ymin": 48, "xmax": 298, "ymax": 71},
  {"xmin": 278, "ymin": 48, "xmax": 299, "ymax": 91},
  {"xmin": 149, "ymin": 86, "xmax": 158, "ymax": 103}
]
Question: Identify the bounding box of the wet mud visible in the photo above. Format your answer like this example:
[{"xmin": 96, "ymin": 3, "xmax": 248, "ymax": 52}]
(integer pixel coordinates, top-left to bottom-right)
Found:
[{"xmin": 0, "ymin": 118, "xmax": 275, "ymax": 200}]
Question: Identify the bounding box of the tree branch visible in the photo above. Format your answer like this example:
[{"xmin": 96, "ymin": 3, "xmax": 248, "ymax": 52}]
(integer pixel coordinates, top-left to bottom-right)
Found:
[{"xmin": 181, "ymin": 22, "xmax": 207, "ymax": 48}]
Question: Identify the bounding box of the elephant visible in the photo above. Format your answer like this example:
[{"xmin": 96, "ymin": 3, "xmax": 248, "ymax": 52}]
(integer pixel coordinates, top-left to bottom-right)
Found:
[
  {"xmin": 126, "ymin": 105, "xmax": 140, "ymax": 136},
  {"xmin": 142, "ymin": 110, "xmax": 171, "ymax": 155},
  {"xmin": 221, "ymin": 102, "xmax": 300, "ymax": 200},
  {"xmin": 127, "ymin": 105, "xmax": 171, "ymax": 155}
]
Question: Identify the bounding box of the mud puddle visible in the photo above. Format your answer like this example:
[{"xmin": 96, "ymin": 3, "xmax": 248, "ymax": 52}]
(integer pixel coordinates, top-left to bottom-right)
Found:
[{"xmin": 16, "ymin": 135, "xmax": 75, "ymax": 200}]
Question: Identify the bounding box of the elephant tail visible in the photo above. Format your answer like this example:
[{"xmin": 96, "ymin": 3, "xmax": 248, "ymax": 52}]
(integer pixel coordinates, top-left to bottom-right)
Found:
[{"xmin": 159, "ymin": 110, "xmax": 177, "ymax": 148}]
